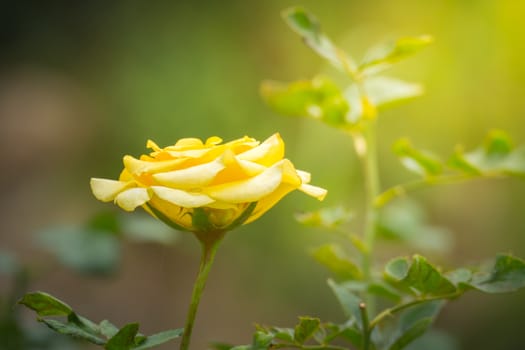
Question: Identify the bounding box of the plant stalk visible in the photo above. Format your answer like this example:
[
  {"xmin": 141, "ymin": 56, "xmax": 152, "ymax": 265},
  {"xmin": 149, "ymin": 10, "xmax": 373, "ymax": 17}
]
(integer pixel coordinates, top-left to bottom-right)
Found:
[
  {"xmin": 179, "ymin": 233, "xmax": 223, "ymax": 350},
  {"xmin": 353, "ymin": 120, "xmax": 380, "ymax": 316}
]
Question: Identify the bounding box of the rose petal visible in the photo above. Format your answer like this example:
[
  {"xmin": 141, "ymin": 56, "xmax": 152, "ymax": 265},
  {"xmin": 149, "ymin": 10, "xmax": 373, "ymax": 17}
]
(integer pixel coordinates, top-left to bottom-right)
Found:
[
  {"xmin": 115, "ymin": 188, "xmax": 151, "ymax": 211},
  {"xmin": 146, "ymin": 139, "xmax": 162, "ymax": 152},
  {"xmin": 206, "ymin": 136, "xmax": 223, "ymax": 145},
  {"xmin": 153, "ymin": 158, "xmax": 225, "ymax": 189},
  {"xmin": 151, "ymin": 186, "xmax": 215, "ymax": 208},
  {"xmin": 90, "ymin": 178, "xmax": 131, "ymax": 202},
  {"xmin": 205, "ymin": 161, "xmax": 284, "ymax": 203},
  {"xmin": 124, "ymin": 155, "xmax": 185, "ymax": 175},
  {"xmin": 280, "ymin": 159, "xmax": 302, "ymax": 186},
  {"xmin": 296, "ymin": 170, "xmax": 311, "ymax": 183},
  {"xmin": 299, "ymin": 183, "xmax": 327, "ymax": 200},
  {"xmin": 237, "ymin": 133, "xmax": 284, "ymax": 166},
  {"xmin": 244, "ymin": 183, "xmax": 296, "ymax": 224}
]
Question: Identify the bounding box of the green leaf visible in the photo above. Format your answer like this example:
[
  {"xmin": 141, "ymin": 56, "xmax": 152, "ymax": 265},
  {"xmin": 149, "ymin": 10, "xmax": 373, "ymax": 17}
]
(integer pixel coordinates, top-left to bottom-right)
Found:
[
  {"xmin": 360, "ymin": 35, "xmax": 433, "ymax": 76},
  {"xmin": 448, "ymin": 130, "xmax": 525, "ymax": 176},
  {"xmin": 105, "ymin": 323, "xmax": 139, "ymax": 350},
  {"xmin": 295, "ymin": 206, "xmax": 353, "ymax": 229},
  {"xmin": 388, "ymin": 318, "xmax": 432, "ymax": 350},
  {"xmin": 327, "ymin": 279, "xmax": 363, "ymax": 327},
  {"xmin": 269, "ymin": 327, "xmax": 294, "ymax": 342},
  {"xmin": 132, "ymin": 328, "xmax": 183, "ymax": 350},
  {"xmin": 333, "ymin": 280, "xmax": 402, "ymax": 303},
  {"xmin": 376, "ymin": 199, "xmax": 452, "ymax": 254},
  {"xmin": 445, "ymin": 268, "xmax": 472, "ymax": 291},
  {"xmin": 210, "ymin": 343, "xmax": 235, "ymax": 350},
  {"xmin": 393, "ymin": 139, "xmax": 443, "ymax": 177},
  {"xmin": 18, "ymin": 292, "xmax": 73, "ymax": 317},
  {"xmin": 282, "ymin": 7, "xmax": 356, "ymax": 72},
  {"xmin": 252, "ymin": 330, "xmax": 274, "ymax": 348},
  {"xmin": 99, "ymin": 320, "xmax": 120, "ymax": 339},
  {"xmin": 342, "ymin": 84, "xmax": 365, "ymax": 124},
  {"xmin": 38, "ymin": 226, "xmax": 120, "ymax": 275},
  {"xmin": 40, "ymin": 318, "xmax": 105, "ymax": 345},
  {"xmin": 324, "ymin": 322, "xmax": 363, "ymax": 348},
  {"xmin": 21, "ymin": 291, "xmax": 182, "ymax": 349},
  {"xmin": 261, "ymin": 77, "xmax": 349, "ymax": 127},
  {"xmin": 364, "ymin": 77, "xmax": 424, "ymax": 107},
  {"xmin": 384, "ymin": 256, "xmax": 457, "ymax": 296},
  {"xmin": 294, "ymin": 317, "xmax": 320, "ymax": 344},
  {"xmin": 470, "ymin": 254, "xmax": 525, "ymax": 293},
  {"xmin": 388, "ymin": 301, "xmax": 444, "ymax": 350},
  {"xmin": 405, "ymin": 330, "xmax": 461, "ymax": 350},
  {"xmin": 312, "ymin": 244, "xmax": 362, "ymax": 280}
]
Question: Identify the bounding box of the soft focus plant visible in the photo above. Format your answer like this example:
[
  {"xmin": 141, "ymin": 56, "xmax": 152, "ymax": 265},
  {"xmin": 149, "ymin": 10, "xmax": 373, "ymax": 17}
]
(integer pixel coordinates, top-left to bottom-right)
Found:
[
  {"xmin": 218, "ymin": 6, "xmax": 525, "ymax": 350},
  {"xmin": 16, "ymin": 5, "xmax": 525, "ymax": 350}
]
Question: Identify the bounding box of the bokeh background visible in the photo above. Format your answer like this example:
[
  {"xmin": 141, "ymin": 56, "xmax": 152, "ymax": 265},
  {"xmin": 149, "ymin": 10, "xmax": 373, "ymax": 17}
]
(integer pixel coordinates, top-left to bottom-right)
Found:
[{"xmin": 2, "ymin": 0, "xmax": 525, "ymax": 349}]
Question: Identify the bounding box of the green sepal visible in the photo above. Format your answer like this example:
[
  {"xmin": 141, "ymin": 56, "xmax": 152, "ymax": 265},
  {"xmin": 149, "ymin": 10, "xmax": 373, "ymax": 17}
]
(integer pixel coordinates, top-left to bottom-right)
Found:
[
  {"xmin": 192, "ymin": 207, "xmax": 215, "ymax": 232},
  {"xmin": 145, "ymin": 204, "xmax": 191, "ymax": 232},
  {"xmin": 224, "ymin": 202, "xmax": 257, "ymax": 231}
]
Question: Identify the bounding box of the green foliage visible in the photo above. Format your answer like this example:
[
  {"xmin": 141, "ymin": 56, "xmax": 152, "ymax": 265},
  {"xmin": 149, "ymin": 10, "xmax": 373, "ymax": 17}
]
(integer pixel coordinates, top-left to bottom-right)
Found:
[
  {"xmin": 37, "ymin": 211, "xmax": 179, "ymax": 275},
  {"xmin": 393, "ymin": 139, "xmax": 443, "ymax": 177},
  {"xmin": 385, "ymin": 301, "xmax": 443, "ymax": 350},
  {"xmin": 261, "ymin": 76, "xmax": 349, "ymax": 127},
  {"xmin": 282, "ymin": 6, "xmax": 356, "ymax": 73},
  {"xmin": 312, "ymin": 244, "xmax": 362, "ymax": 280},
  {"xmin": 449, "ymin": 129, "xmax": 525, "ymax": 176},
  {"xmin": 16, "ymin": 6, "xmax": 525, "ymax": 350},
  {"xmin": 18, "ymin": 292, "xmax": 183, "ymax": 350},
  {"xmin": 295, "ymin": 205, "xmax": 353, "ymax": 230},
  {"xmin": 359, "ymin": 36, "xmax": 433, "ymax": 76},
  {"xmin": 263, "ymin": 6, "xmax": 430, "ymax": 130},
  {"xmin": 376, "ymin": 199, "xmax": 452, "ymax": 253},
  {"xmin": 376, "ymin": 130, "xmax": 525, "ymax": 208},
  {"xmin": 235, "ymin": 6, "xmax": 525, "ymax": 350}
]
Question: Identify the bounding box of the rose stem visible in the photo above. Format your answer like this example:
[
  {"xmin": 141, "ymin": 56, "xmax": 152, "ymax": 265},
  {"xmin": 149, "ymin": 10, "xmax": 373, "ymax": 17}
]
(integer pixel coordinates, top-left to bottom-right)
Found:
[{"xmin": 179, "ymin": 232, "xmax": 224, "ymax": 350}]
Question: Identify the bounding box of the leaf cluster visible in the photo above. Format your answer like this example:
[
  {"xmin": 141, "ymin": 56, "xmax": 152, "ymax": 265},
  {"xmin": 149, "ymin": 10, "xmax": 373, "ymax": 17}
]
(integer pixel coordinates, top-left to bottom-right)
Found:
[
  {"xmin": 261, "ymin": 7, "xmax": 431, "ymax": 131},
  {"xmin": 18, "ymin": 292, "xmax": 183, "ymax": 350},
  {"xmin": 227, "ymin": 6, "xmax": 525, "ymax": 350}
]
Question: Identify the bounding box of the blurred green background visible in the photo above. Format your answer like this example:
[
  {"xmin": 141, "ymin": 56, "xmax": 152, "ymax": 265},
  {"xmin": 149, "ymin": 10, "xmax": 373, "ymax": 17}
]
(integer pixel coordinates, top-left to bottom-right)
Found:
[{"xmin": 1, "ymin": 0, "xmax": 525, "ymax": 349}]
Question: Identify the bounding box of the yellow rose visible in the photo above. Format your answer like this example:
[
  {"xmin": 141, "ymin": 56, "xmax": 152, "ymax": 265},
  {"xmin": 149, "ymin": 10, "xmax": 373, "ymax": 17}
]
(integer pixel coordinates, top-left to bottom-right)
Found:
[{"xmin": 90, "ymin": 133, "xmax": 326, "ymax": 233}]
